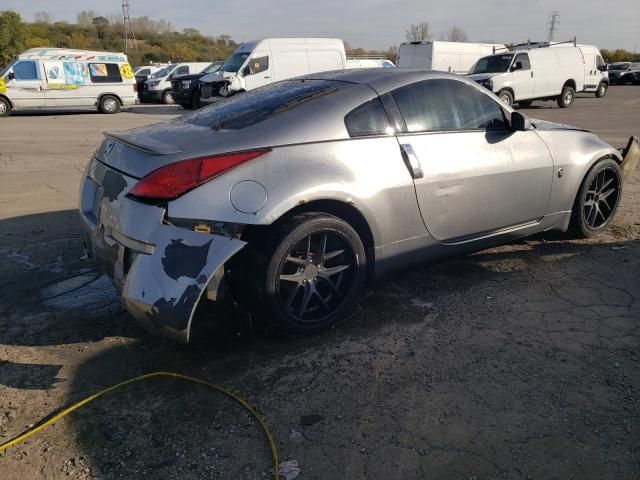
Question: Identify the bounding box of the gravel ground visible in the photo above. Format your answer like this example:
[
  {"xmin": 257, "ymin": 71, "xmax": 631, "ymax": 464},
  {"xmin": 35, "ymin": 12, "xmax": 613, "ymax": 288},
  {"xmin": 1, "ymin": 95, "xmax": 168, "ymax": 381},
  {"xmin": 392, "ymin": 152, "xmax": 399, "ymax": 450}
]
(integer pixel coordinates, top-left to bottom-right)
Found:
[{"xmin": 0, "ymin": 88, "xmax": 639, "ymax": 479}]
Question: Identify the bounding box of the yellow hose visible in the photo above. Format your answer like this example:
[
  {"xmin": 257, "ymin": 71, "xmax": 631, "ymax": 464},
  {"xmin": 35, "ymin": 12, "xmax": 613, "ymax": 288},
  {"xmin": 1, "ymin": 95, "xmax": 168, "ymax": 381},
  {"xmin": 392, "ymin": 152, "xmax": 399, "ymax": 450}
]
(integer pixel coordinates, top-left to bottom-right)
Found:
[{"xmin": 0, "ymin": 371, "xmax": 279, "ymax": 478}]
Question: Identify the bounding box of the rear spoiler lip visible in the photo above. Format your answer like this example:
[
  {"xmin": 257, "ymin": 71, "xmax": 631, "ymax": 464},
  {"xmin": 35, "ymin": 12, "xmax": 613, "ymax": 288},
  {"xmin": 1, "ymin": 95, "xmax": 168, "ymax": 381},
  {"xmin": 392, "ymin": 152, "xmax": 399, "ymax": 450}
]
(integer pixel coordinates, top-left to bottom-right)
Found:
[{"xmin": 103, "ymin": 131, "xmax": 182, "ymax": 156}]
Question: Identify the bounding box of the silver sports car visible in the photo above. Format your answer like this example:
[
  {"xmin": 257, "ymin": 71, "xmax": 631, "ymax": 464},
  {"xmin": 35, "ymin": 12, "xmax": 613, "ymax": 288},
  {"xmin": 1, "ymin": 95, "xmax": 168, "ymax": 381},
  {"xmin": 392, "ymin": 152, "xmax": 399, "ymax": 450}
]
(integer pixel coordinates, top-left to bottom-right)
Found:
[{"xmin": 79, "ymin": 69, "xmax": 636, "ymax": 343}]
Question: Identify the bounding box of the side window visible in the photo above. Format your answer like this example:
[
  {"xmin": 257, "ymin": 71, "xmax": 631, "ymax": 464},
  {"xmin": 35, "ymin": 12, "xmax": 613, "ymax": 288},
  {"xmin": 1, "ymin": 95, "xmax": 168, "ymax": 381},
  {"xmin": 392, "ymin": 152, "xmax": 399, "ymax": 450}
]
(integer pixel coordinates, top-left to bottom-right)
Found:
[
  {"xmin": 175, "ymin": 66, "xmax": 189, "ymax": 75},
  {"xmin": 345, "ymin": 98, "xmax": 391, "ymax": 137},
  {"xmin": 13, "ymin": 61, "xmax": 40, "ymax": 81},
  {"xmin": 448, "ymin": 81, "xmax": 507, "ymax": 130},
  {"xmin": 89, "ymin": 63, "xmax": 122, "ymax": 83},
  {"xmin": 391, "ymin": 79, "xmax": 460, "ymax": 132},
  {"xmin": 595, "ymin": 56, "xmax": 604, "ymax": 68},
  {"xmin": 138, "ymin": 68, "xmax": 150, "ymax": 76},
  {"xmin": 248, "ymin": 56, "xmax": 269, "ymax": 75},
  {"xmin": 392, "ymin": 79, "xmax": 506, "ymax": 132},
  {"xmin": 514, "ymin": 53, "xmax": 530, "ymax": 70}
]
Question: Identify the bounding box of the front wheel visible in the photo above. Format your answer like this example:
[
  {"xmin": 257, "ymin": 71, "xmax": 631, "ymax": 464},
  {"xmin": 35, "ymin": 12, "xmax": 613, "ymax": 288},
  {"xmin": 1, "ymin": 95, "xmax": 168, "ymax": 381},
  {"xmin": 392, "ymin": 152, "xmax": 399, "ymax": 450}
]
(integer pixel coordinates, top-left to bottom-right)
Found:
[
  {"xmin": 595, "ymin": 82, "xmax": 608, "ymax": 98},
  {"xmin": 557, "ymin": 85, "xmax": 575, "ymax": 108},
  {"xmin": 242, "ymin": 213, "xmax": 367, "ymax": 334},
  {"xmin": 98, "ymin": 95, "xmax": 120, "ymax": 114},
  {"xmin": 497, "ymin": 89, "xmax": 514, "ymax": 107},
  {"xmin": 0, "ymin": 97, "xmax": 12, "ymax": 117},
  {"xmin": 569, "ymin": 158, "xmax": 622, "ymax": 238},
  {"xmin": 162, "ymin": 90, "xmax": 175, "ymax": 105}
]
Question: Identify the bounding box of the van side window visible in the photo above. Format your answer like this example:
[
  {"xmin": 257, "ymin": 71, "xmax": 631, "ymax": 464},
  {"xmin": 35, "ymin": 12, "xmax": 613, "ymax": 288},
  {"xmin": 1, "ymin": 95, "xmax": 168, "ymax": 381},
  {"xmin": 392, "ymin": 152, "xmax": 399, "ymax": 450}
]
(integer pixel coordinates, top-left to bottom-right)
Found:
[
  {"xmin": 137, "ymin": 68, "xmax": 150, "ymax": 76},
  {"xmin": 248, "ymin": 56, "xmax": 269, "ymax": 75},
  {"xmin": 175, "ymin": 66, "xmax": 189, "ymax": 75},
  {"xmin": 514, "ymin": 53, "xmax": 530, "ymax": 70},
  {"xmin": 89, "ymin": 63, "xmax": 123, "ymax": 83},
  {"xmin": 13, "ymin": 61, "xmax": 40, "ymax": 81},
  {"xmin": 595, "ymin": 56, "xmax": 604, "ymax": 68},
  {"xmin": 345, "ymin": 98, "xmax": 391, "ymax": 137}
]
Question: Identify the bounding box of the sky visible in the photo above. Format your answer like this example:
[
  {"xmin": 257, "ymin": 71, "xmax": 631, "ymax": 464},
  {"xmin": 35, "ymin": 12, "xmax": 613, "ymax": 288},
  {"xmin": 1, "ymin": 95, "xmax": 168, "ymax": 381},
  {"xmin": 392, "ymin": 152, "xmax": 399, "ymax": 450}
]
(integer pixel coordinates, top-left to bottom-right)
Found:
[{"xmin": 3, "ymin": 0, "xmax": 639, "ymax": 51}]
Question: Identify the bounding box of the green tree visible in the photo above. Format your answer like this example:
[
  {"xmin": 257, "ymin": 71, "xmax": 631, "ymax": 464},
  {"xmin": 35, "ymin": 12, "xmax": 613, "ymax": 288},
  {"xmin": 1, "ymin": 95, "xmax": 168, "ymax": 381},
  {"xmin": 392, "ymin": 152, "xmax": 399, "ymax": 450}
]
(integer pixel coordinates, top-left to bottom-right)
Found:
[{"xmin": 0, "ymin": 11, "xmax": 27, "ymax": 64}]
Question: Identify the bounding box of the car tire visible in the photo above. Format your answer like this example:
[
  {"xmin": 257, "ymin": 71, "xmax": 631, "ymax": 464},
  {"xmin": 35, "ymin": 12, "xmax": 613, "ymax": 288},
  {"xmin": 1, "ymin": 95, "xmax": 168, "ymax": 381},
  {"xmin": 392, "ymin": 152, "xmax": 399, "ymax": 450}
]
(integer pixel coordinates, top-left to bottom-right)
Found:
[
  {"xmin": 557, "ymin": 85, "xmax": 575, "ymax": 108},
  {"xmin": 0, "ymin": 97, "xmax": 12, "ymax": 117},
  {"xmin": 191, "ymin": 89, "xmax": 202, "ymax": 109},
  {"xmin": 98, "ymin": 95, "xmax": 120, "ymax": 114},
  {"xmin": 518, "ymin": 100, "xmax": 533, "ymax": 107},
  {"xmin": 497, "ymin": 89, "xmax": 514, "ymax": 107},
  {"xmin": 178, "ymin": 103, "xmax": 192, "ymax": 110},
  {"xmin": 569, "ymin": 158, "xmax": 622, "ymax": 238},
  {"xmin": 595, "ymin": 82, "xmax": 608, "ymax": 98},
  {"xmin": 236, "ymin": 213, "xmax": 367, "ymax": 335},
  {"xmin": 162, "ymin": 90, "xmax": 175, "ymax": 105}
]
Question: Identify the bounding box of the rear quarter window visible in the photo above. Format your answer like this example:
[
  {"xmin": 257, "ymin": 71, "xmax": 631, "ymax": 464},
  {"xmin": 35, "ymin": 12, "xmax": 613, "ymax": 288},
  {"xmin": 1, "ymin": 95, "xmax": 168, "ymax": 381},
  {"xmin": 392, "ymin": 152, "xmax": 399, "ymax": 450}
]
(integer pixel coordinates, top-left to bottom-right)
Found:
[
  {"xmin": 183, "ymin": 80, "xmax": 344, "ymax": 130},
  {"xmin": 344, "ymin": 98, "xmax": 391, "ymax": 137},
  {"xmin": 89, "ymin": 63, "xmax": 122, "ymax": 83}
]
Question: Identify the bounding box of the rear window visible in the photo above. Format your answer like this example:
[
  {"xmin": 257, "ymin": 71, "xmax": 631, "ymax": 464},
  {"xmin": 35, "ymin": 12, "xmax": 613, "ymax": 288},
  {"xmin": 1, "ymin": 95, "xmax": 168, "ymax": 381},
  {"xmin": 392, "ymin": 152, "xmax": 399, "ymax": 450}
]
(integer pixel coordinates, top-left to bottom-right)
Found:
[
  {"xmin": 183, "ymin": 80, "xmax": 343, "ymax": 131},
  {"xmin": 89, "ymin": 63, "xmax": 122, "ymax": 83}
]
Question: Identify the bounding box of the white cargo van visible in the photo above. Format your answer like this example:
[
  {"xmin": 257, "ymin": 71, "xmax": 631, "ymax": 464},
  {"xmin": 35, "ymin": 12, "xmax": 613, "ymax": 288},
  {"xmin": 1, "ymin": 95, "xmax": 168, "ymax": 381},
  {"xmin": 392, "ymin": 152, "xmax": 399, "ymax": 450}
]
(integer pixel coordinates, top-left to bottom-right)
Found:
[
  {"xmin": 199, "ymin": 38, "xmax": 346, "ymax": 103},
  {"xmin": 0, "ymin": 48, "xmax": 136, "ymax": 117},
  {"xmin": 140, "ymin": 62, "xmax": 210, "ymax": 104},
  {"xmin": 468, "ymin": 45, "xmax": 585, "ymax": 107},
  {"xmin": 396, "ymin": 41, "xmax": 506, "ymax": 73}
]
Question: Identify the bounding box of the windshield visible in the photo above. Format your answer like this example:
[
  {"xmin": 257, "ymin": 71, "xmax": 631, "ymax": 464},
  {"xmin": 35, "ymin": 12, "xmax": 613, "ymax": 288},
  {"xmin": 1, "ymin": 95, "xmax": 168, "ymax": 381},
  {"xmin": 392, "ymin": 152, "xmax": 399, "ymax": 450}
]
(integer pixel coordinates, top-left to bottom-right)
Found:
[
  {"xmin": 183, "ymin": 79, "xmax": 344, "ymax": 131},
  {"xmin": 470, "ymin": 54, "xmax": 514, "ymax": 74},
  {"xmin": 202, "ymin": 62, "xmax": 223, "ymax": 74},
  {"xmin": 221, "ymin": 52, "xmax": 250, "ymax": 73},
  {"xmin": 609, "ymin": 63, "xmax": 630, "ymax": 71},
  {"xmin": 151, "ymin": 64, "xmax": 176, "ymax": 78}
]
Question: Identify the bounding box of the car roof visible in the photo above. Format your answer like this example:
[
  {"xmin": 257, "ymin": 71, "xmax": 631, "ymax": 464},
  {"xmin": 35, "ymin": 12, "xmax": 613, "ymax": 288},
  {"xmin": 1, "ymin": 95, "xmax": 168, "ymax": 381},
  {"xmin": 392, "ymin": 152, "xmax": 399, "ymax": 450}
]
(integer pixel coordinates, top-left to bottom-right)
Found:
[{"xmin": 304, "ymin": 68, "xmax": 482, "ymax": 95}]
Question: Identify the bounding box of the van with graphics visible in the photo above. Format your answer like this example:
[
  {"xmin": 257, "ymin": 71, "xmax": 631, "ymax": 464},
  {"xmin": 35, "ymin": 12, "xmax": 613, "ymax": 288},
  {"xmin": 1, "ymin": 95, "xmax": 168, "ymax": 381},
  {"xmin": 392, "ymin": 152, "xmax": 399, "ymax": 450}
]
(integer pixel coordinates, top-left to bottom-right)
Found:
[{"xmin": 0, "ymin": 48, "xmax": 137, "ymax": 117}]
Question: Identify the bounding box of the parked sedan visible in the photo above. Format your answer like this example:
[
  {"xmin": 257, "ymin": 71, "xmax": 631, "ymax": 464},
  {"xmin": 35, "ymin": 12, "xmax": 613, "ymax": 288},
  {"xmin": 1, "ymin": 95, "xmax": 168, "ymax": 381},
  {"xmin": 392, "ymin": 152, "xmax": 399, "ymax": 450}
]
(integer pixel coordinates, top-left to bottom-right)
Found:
[{"xmin": 79, "ymin": 69, "xmax": 630, "ymax": 343}]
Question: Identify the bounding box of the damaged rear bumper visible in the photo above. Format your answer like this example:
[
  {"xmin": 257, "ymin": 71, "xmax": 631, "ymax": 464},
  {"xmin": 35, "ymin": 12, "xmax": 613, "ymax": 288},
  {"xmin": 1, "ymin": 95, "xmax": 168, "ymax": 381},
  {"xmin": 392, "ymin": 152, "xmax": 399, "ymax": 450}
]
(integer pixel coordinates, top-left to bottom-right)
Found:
[{"xmin": 79, "ymin": 158, "xmax": 246, "ymax": 343}]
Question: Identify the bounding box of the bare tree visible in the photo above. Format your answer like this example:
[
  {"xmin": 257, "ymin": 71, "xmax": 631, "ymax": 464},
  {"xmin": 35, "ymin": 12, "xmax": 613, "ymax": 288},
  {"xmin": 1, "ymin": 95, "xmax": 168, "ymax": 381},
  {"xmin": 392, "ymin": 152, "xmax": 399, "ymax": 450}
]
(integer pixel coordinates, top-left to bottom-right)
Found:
[
  {"xmin": 77, "ymin": 10, "xmax": 98, "ymax": 27},
  {"xmin": 405, "ymin": 22, "xmax": 430, "ymax": 42},
  {"xmin": 34, "ymin": 12, "xmax": 52, "ymax": 24},
  {"xmin": 445, "ymin": 26, "xmax": 469, "ymax": 42}
]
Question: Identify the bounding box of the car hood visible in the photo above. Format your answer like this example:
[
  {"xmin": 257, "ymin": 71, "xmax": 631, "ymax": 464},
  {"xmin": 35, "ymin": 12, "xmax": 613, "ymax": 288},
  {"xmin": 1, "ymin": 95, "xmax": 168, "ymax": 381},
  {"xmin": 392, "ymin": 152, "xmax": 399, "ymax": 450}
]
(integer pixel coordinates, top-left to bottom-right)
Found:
[
  {"xmin": 200, "ymin": 71, "xmax": 235, "ymax": 83},
  {"xmin": 531, "ymin": 118, "xmax": 589, "ymax": 133},
  {"xmin": 172, "ymin": 73, "xmax": 207, "ymax": 81},
  {"xmin": 467, "ymin": 73, "xmax": 498, "ymax": 81}
]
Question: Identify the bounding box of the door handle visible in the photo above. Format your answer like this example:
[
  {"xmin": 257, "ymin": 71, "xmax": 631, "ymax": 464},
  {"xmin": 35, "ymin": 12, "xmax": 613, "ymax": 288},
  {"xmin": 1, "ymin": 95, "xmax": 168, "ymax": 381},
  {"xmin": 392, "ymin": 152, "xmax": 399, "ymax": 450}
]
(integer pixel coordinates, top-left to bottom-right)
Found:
[
  {"xmin": 531, "ymin": 71, "xmax": 534, "ymax": 78},
  {"xmin": 263, "ymin": 76, "xmax": 271, "ymax": 79},
  {"xmin": 400, "ymin": 143, "xmax": 423, "ymax": 179}
]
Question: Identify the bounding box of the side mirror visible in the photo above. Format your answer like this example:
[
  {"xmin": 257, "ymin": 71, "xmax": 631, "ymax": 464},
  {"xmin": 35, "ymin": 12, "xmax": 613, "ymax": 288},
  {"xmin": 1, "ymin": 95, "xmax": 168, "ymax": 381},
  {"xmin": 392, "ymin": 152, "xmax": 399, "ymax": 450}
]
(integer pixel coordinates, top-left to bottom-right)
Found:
[
  {"xmin": 511, "ymin": 111, "xmax": 531, "ymax": 131},
  {"xmin": 7, "ymin": 72, "xmax": 15, "ymax": 80},
  {"xmin": 242, "ymin": 65, "xmax": 251, "ymax": 76},
  {"xmin": 511, "ymin": 61, "xmax": 523, "ymax": 71},
  {"xmin": 598, "ymin": 64, "xmax": 608, "ymax": 72}
]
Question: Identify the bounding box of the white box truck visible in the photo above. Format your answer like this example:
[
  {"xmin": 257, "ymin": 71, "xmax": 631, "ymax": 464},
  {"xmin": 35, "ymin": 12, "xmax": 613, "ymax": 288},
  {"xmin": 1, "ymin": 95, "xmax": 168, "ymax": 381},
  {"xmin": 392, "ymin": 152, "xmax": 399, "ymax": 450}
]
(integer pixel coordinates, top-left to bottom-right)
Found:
[
  {"xmin": 199, "ymin": 38, "xmax": 346, "ymax": 103},
  {"xmin": 0, "ymin": 48, "xmax": 137, "ymax": 116},
  {"xmin": 468, "ymin": 44, "xmax": 586, "ymax": 108},
  {"xmin": 396, "ymin": 41, "xmax": 507, "ymax": 73}
]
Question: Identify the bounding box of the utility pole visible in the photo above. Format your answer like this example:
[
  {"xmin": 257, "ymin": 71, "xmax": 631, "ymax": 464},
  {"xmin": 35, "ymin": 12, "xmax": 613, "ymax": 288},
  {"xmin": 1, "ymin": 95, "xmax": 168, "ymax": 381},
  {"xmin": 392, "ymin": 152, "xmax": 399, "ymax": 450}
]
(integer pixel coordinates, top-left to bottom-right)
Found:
[
  {"xmin": 546, "ymin": 11, "xmax": 560, "ymax": 43},
  {"xmin": 122, "ymin": 0, "xmax": 138, "ymax": 54}
]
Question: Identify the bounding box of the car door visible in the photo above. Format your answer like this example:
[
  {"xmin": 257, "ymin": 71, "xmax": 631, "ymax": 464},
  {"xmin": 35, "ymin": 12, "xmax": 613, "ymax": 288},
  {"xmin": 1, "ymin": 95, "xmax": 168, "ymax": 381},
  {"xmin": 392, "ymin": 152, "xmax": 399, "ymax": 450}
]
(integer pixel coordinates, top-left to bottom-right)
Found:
[
  {"xmin": 6, "ymin": 60, "xmax": 46, "ymax": 108},
  {"xmin": 509, "ymin": 52, "xmax": 534, "ymax": 100},
  {"xmin": 390, "ymin": 78, "xmax": 554, "ymax": 242},
  {"xmin": 242, "ymin": 52, "xmax": 271, "ymax": 90}
]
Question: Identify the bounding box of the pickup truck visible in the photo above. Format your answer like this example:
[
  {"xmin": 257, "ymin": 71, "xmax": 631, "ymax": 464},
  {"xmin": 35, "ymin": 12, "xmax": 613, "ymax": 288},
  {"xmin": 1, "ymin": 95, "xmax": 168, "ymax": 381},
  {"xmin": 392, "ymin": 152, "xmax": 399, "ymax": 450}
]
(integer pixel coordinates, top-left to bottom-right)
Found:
[{"xmin": 170, "ymin": 61, "xmax": 223, "ymax": 109}]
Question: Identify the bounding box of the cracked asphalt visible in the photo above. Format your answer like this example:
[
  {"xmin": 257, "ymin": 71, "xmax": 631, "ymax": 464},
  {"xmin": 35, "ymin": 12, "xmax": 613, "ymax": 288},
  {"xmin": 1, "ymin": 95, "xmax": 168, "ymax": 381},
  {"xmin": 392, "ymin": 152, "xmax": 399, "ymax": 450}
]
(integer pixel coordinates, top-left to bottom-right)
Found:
[{"xmin": 0, "ymin": 89, "xmax": 639, "ymax": 479}]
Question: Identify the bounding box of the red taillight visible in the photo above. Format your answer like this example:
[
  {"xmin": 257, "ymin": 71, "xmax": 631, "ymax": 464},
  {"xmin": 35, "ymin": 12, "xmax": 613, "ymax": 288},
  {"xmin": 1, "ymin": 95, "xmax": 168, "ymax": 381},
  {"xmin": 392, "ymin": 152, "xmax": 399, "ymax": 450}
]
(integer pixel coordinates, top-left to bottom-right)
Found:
[{"xmin": 129, "ymin": 149, "xmax": 271, "ymax": 200}]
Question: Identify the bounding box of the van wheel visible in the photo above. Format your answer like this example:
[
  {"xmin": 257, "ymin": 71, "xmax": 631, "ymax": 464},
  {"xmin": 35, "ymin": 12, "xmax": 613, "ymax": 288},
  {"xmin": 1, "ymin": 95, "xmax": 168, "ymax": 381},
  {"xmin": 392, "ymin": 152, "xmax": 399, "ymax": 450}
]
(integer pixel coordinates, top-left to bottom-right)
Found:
[
  {"xmin": 162, "ymin": 90, "xmax": 175, "ymax": 104},
  {"xmin": 497, "ymin": 89, "xmax": 513, "ymax": 107},
  {"xmin": 0, "ymin": 97, "xmax": 12, "ymax": 117},
  {"xmin": 557, "ymin": 85, "xmax": 575, "ymax": 108},
  {"xmin": 98, "ymin": 95, "xmax": 120, "ymax": 114},
  {"xmin": 595, "ymin": 82, "xmax": 608, "ymax": 98}
]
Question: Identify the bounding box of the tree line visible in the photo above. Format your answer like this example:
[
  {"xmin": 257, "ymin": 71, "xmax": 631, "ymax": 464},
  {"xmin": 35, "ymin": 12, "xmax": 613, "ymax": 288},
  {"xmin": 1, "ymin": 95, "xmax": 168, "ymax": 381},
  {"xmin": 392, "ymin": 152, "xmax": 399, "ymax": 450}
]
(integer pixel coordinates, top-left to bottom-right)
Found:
[{"xmin": 1, "ymin": 12, "xmax": 638, "ymax": 69}]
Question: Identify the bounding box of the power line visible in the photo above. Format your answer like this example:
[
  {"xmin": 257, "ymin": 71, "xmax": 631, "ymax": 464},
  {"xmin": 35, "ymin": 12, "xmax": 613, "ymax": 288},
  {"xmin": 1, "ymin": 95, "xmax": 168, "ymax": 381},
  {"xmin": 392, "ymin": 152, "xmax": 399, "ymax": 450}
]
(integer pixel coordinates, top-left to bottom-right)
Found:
[
  {"xmin": 546, "ymin": 11, "xmax": 560, "ymax": 43},
  {"xmin": 122, "ymin": 0, "xmax": 138, "ymax": 54}
]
